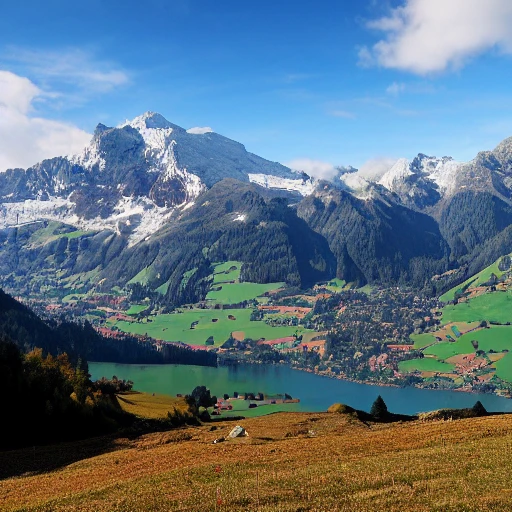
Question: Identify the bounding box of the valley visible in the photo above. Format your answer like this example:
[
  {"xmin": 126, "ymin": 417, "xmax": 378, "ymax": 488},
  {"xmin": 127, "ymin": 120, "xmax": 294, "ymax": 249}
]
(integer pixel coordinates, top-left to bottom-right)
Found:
[{"xmin": 2, "ymin": 111, "xmax": 512, "ymax": 414}]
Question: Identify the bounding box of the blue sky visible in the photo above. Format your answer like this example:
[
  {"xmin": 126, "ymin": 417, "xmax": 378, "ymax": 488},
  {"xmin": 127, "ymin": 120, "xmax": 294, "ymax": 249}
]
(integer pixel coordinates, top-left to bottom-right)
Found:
[{"xmin": 1, "ymin": 0, "xmax": 512, "ymax": 176}]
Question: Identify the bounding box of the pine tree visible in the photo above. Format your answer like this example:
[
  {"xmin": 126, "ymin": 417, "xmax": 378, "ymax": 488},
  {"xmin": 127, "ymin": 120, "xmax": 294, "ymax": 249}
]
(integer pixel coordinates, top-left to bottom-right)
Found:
[
  {"xmin": 472, "ymin": 400, "xmax": 487, "ymax": 416},
  {"xmin": 370, "ymin": 395, "xmax": 388, "ymax": 420}
]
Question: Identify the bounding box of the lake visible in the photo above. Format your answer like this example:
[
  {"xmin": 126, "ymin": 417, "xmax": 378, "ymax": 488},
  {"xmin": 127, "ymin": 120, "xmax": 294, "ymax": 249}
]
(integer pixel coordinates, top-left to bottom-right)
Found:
[{"xmin": 89, "ymin": 362, "xmax": 512, "ymax": 416}]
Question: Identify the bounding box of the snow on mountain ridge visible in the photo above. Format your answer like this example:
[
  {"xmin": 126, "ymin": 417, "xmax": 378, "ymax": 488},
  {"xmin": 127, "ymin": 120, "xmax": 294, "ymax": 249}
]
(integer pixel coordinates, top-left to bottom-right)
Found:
[
  {"xmin": 378, "ymin": 158, "xmax": 413, "ymax": 190},
  {"xmin": 378, "ymin": 155, "xmax": 463, "ymax": 196},
  {"xmin": 248, "ymin": 173, "xmax": 316, "ymax": 196}
]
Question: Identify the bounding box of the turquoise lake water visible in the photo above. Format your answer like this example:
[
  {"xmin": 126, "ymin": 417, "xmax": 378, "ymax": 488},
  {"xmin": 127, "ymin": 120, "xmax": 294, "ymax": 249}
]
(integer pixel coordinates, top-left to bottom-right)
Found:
[{"xmin": 89, "ymin": 362, "xmax": 512, "ymax": 416}]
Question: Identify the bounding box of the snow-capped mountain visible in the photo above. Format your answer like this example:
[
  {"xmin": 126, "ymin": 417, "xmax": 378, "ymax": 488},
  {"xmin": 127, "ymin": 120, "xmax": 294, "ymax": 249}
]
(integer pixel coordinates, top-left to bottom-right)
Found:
[
  {"xmin": 2, "ymin": 110, "xmax": 512, "ymax": 251},
  {"xmin": 373, "ymin": 139, "xmax": 512, "ymax": 211},
  {"xmin": 375, "ymin": 154, "xmax": 463, "ymax": 210},
  {"xmin": 0, "ymin": 112, "xmax": 311, "ymax": 244}
]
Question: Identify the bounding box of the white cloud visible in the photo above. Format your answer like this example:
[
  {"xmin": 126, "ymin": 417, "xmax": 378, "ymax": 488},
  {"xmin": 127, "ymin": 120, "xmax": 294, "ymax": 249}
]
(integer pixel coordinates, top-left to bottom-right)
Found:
[
  {"xmin": 357, "ymin": 157, "xmax": 398, "ymax": 180},
  {"xmin": 187, "ymin": 126, "xmax": 214, "ymax": 134},
  {"xmin": 3, "ymin": 47, "xmax": 129, "ymax": 94},
  {"xmin": 360, "ymin": 0, "xmax": 512, "ymax": 74},
  {"xmin": 285, "ymin": 158, "xmax": 338, "ymax": 181},
  {"xmin": 0, "ymin": 71, "xmax": 90, "ymax": 171}
]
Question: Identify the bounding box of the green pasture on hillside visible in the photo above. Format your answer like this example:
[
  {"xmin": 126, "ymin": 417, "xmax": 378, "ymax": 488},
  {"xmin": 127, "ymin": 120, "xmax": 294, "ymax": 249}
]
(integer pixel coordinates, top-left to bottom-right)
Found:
[
  {"xmin": 441, "ymin": 291, "xmax": 512, "ymax": 324},
  {"xmin": 423, "ymin": 326, "xmax": 512, "ymax": 360},
  {"xmin": 212, "ymin": 261, "xmax": 242, "ymax": 284},
  {"xmin": 126, "ymin": 304, "xmax": 149, "ymax": 316},
  {"xmin": 27, "ymin": 222, "xmax": 93, "ymax": 247},
  {"xmin": 410, "ymin": 333, "xmax": 437, "ymax": 349},
  {"xmin": 440, "ymin": 255, "xmax": 511, "ymax": 302},
  {"xmin": 398, "ymin": 358, "xmax": 455, "ymax": 373},
  {"xmin": 113, "ymin": 308, "xmax": 311, "ymax": 346},
  {"xmin": 324, "ymin": 278, "xmax": 346, "ymax": 292},
  {"xmin": 127, "ymin": 266, "xmax": 155, "ymax": 286},
  {"xmin": 494, "ymin": 352, "xmax": 512, "ymax": 382},
  {"xmin": 206, "ymin": 282, "xmax": 284, "ymax": 304}
]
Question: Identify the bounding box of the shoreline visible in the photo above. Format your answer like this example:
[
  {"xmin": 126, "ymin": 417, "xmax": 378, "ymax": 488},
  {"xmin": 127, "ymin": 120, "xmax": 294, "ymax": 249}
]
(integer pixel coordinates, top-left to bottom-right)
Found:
[{"xmin": 289, "ymin": 364, "xmax": 512, "ymax": 399}]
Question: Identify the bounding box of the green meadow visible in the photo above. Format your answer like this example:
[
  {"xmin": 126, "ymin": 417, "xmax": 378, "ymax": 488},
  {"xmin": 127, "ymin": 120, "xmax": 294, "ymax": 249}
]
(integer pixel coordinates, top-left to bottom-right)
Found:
[
  {"xmin": 212, "ymin": 261, "xmax": 241, "ymax": 284},
  {"xmin": 423, "ymin": 326, "xmax": 512, "ymax": 361},
  {"xmin": 441, "ymin": 291, "xmax": 512, "ymax": 324},
  {"xmin": 126, "ymin": 304, "xmax": 149, "ymax": 315},
  {"xmin": 398, "ymin": 357, "xmax": 455, "ymax": 373},
  {"xmin": 113, "ymin": 308, "xmax": 311, "ymax": 346},
  {"xmin": 439, "ymin": 255, "xmax": 510, "ymax": 302},
  {"xmin": 410, "ymin": 333, "xmax": 437, "ymax": 349},
  {"xmin": 494, "ymin": 352, "xmax": 512, "ymax": 382},
  {"xmin": 206, "ymin": 282, "xmax": 284, "ymax": 304}
]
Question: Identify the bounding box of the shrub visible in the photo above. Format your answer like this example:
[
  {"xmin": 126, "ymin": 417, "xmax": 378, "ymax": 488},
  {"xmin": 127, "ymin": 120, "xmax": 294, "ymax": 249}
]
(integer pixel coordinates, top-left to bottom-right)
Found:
[{"xmin": 327, "ymin": 403, "xmax": 355, "ymax": 414}]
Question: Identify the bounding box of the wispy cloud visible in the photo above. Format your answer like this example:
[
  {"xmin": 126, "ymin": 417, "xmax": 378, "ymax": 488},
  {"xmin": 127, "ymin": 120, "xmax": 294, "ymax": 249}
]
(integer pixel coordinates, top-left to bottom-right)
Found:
[
  {"xmin": 385, "ymin": 81, "xmax": 438, "ymax": 96},
  {"xmin": 0, "ymin": 71, "xmax": 90, "ymax": 171},
  {"xmin": 282, "ymin": 73, "xmax": 313, "ymax": 84},
  {"xmin": 2, "ymin": 47, "xmax": 129, "ymax": 96},
  {"xmin": 285, "ymin": 158, "xmax": 338, "ymax": 181},
  {"xmin": 386, "ymin": 82, "xmax": 406, "ymax": 96},
  {"xmin": 359, "ymin": 0, "xmax": 512, "ymax": 74},
  {"xmin": 328, "ymin": 109, "xmax": 356, "ymax": 119},
  {"xmin": 358, "ymin": 157, "xmax": 398, "ymax": 180}
]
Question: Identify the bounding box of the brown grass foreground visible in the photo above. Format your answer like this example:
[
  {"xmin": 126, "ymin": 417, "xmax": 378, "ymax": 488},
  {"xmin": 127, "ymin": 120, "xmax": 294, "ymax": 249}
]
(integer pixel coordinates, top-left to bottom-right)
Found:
[{"xmin": 2, "ymin": 408, "xmax": 512, "ymax": 511}]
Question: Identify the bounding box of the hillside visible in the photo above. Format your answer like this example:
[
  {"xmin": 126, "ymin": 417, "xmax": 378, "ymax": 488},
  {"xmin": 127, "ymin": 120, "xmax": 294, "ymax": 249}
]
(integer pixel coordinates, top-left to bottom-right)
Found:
[
  {"xmin": 2, "ymin": 409, "xmax": 512, "ymax": 511},
  {"xmin": 3, "ymin": 112, "xmax": 512, "ymax": 302},
  {"xmin": 398, "ymin": 253, "xmax": 512, "ymax": 391}
]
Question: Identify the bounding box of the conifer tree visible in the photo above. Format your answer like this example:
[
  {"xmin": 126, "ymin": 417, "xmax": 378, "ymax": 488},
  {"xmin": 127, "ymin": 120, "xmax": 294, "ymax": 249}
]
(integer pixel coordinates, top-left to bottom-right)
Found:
[{"xmin": 370, "ymin": 395, "xmax": 388, "ymax": 420}]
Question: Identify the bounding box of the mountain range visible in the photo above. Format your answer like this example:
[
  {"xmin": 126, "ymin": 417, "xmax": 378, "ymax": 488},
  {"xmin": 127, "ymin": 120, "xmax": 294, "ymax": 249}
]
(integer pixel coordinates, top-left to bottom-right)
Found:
[{"xmin": 2, "ymin": 111, "xmax": 512, "ymax": 302}]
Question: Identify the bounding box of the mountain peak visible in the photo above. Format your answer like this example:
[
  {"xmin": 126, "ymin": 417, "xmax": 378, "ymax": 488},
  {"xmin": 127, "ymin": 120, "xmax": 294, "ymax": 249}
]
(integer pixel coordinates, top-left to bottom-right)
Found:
[{"xmin": 123, "ymin": 111, "xmax": 183, "ymax": 132}]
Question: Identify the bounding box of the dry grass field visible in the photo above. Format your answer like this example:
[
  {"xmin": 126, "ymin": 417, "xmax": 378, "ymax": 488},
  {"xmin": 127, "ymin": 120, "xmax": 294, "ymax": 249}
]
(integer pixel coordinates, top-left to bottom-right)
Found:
[
  {"xmin": 3, "ymin": 405, "xmax": 512, "ymax": 511},
  {"xmin": 115, "ymin": 392, "xmax": 189, "ymax": 419}
]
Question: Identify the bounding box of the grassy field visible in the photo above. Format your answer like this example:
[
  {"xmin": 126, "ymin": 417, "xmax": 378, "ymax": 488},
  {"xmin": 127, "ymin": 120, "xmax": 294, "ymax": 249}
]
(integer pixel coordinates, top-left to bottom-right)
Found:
[
  {"xmin": 398, "ymin": 357, "xmax": 455, "ymax": 373},
  {"xmin": 127, "ymin": 266, "xmax": 154, "ymax": 286},
  {"xmin": 116, "ymin": 391, "xmax": 188, "ymax": 419},
  {"xmin": 423, "ymin": 326, "xmax": 512, "ymax": 364},
  {"xmin": 4, "ymin": 411, "xmax": 512, "ymax": 511},
  {"xmin": 439, "ymin": 255, "xmax": 510, "ymax": 302},
  {"xmin": 212, "ymin": 397, "xmax": 302, "ymax": 418},
  {"xmin": 494, "ymin": 352, "xmax": 512, "ymax": 382},
  {"xmin": 206, "ymin": 281, "xmax": 284, "ymax": 304},
  {"xmin": 27, "ymin": 222, "xmax": 93, "ymax": 248},
  {"xmin": 125, "ymin": 304, "xmax": 149, "ymax": 316},
  {"xmin": 441, "ymin": 291, "xmax": 512, "ymax": 324},
  {"xmin": 113, "ymin": 308, "xmax": 311, "ymax": 346},
  {"xmin": 324, "ymin": 278, "xmax": 346, "ymax": 292},
  {"xmin": 212, "ymin": 261, "xmax": 242, "ymax": 284},
  {"xmin": 410, "ymin": 333, "xmax": 437, "ymax": 349}
]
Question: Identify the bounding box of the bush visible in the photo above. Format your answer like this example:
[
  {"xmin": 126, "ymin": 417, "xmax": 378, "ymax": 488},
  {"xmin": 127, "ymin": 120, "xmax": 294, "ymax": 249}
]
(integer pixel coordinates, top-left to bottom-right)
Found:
[{"xmin": 327, "ymin": 403, "xmax": 355, "ymax": 414}]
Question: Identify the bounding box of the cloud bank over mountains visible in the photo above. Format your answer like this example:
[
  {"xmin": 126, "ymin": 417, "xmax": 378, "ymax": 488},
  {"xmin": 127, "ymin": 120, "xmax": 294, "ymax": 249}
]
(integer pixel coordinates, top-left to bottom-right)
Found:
[
  {"xmin": 360, "ymin": 0, "xmax": 512, "ymax": 74},
  {"xmin": 0, "ymin": 71, "xmax": 90, "ymax": 171}
]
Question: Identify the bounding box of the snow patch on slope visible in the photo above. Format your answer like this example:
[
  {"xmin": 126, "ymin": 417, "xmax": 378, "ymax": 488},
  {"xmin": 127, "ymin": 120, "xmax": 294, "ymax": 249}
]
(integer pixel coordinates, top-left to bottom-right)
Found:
[
  {"xmin": 421, "ymin": 157, "xmax": 462, "ymax": 194},
  {"xmin": 378, "ymin": 158, "xmax": 412, "ymax": 190},
  {"xmin": 377, "ymin": 155, "xmax": 463, "ymax": 196},
  {"xmin": 0, "ymin": 197, "xmax": 78, "ymax": 228},
  {"xmin": 69, "ymin": 138, "xmax": 106, "ymax": 171},
  {"xmin": 248, "ymin": 173, "xmax": 316, "ymax": 196},
  {"xmin": 0, "ymin": 195, "xmax": 176, "ymax": 247},
  {"xmin": 87, "ymin": 196, "xmax": 175, "ymax": 246},
  {"xmin": 187, "ymin": 126, "xmax": 213, "ymax": 134}
]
